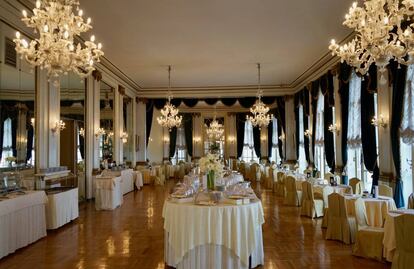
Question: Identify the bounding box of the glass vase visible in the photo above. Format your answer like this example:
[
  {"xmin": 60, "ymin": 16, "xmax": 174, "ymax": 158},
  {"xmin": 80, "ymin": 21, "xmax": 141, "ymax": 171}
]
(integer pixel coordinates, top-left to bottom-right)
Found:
[{"xmin": 207, "ymin": 170, "xmax": 215, "ymax": 191}]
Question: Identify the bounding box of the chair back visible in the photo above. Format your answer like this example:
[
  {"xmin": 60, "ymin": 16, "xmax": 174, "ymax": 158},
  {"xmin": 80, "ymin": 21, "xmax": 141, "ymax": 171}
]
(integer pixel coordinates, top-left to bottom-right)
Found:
[
  {"xmin": 379, "ymin": 184, "xmax": 393, "ymax": 198},
  {"xmin": 354, "ymin": 198, "xmax": 369, "ymax": 229},
  {"xmin": 285, "ymin": 176, "xmax": 297, "ymax": 192},
  {"xmin": 178, "ymin": 164, "xmax": 186, "ymax": 179},
  {"xmin": 276, "ymin": 172, "xmax": 285, "ymax": 183},
  {"xmin": 328, "ymin": 193, "xmax": 347, "ymax": 219},
  {"xmin": 394, "ymin": 214, "xmax": 414, "ymax": 262},
  {"xmin": 302, "ymin": 181, "xmax": 314, "ymax": 201},
  {"xmin": 349, "ymin": 178, "xmax": 362, "ymax": 195},
  {"xmin": 408, "ymin": 193, "xmax": 414, "ymax": 209}
]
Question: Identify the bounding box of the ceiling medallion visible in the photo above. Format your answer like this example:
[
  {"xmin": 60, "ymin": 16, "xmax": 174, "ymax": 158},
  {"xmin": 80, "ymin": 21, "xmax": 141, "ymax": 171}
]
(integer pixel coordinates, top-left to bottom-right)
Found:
[
  {"xmin": 157, "ymin": 66, "xmax": 182, "ymax": 131},
  {"xmin": 329, "ymin": 0, "xmax": 414, "ymax": 83},
  {"xmin": 14, "ymin": 0, "xmax": 104, "ymax": 83},
  {"xmin": 247, "ymin": 63, "xmax": 272, "ymax": 130}
]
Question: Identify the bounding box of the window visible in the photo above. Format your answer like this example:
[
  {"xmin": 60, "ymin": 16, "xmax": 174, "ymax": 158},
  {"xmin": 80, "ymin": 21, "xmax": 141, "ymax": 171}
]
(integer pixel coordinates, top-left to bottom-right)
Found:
[
  {"xmin": 0, "ymin": 118, "xmax": 13, "ymax": 167},
  {"xmin": 400, "ymin": 64, "xmax": 414, "ymax": 205},
  {"xmin": 346, "ymin": 71, "xmax": 374, "ymax": 191},
  {"xmin": 173, "ymin": 127, "xmax": 187, "ymax": 164},
  {"xmin": 270, "ymin": 118, "xmax": 281, "ymax": 164},
  {"xmin": 240, "ymin": 121, "xmax": 259, "ymax": 163},
  {"xmin": 298, "ymin": 105, "xmax": 307, "ymax": 171}
]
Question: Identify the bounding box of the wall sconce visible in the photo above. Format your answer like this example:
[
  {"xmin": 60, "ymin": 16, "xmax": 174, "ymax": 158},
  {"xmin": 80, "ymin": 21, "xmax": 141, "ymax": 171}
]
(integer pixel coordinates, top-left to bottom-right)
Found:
[
  {"xmin": 304, "ymin": 129, "xmax": 312, "ymax": 138},
  {"xmin": 328, "ymin": 124, "xmax": 340, "ymax": 134},
  {"xmin": 261, "ymin": 135, "xmax": 267, "ymax": 141},
  {"xmin": 228, "ymin": 136, "xmax": 235, "ymax": 144},
  {"xmin": 193, "ymin": 137, "xmax": 201, "ymax": 144},
  {"xmin": 30, "ymin": 117, "xmax": 35, "ymax": 127},
  {"xmin": 163, "ymin": 136, "xmax": 170, "ymax": 144},
  {"xmin": 121, "ymin": 132, "xmax": 128, "ymax": 144},
  {"xmin": 279, "ymin": 134, "xmax": 285, "ymax": 141},
  {"xmin": 51, "ymin": 120, "xmax": 65, "ymax": 134},
  {"xmin": 79, "ymin": 127, "xmax": 85, "ymax": 137},
  {"xmin": 371, "ymin": 114, "xmax": 387, "ymax": 128},
  {"xmin": 95, "ymin": 128, "xmax": 106, "ymax": 138}
]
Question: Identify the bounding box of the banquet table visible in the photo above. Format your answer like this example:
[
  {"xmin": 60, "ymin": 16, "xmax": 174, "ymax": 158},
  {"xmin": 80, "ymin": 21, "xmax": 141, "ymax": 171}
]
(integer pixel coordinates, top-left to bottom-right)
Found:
[
  {"xmin": 0, "ymin": 191, "xmax": 48, "ymax": 259},
  {"xmin": 101, "ymin": 169, "xmax": 134, "ymax": 195},
  {"xmin": 94, "ymin": 176, "xmax": 123, "ymax": 210},
  {"xmin": 313, "ymin": 184, "xmax": 352, "ymax": 195},
  {"xmin": 163, "ymin": 199, "xmax": 264, "ymax": 269},
  {"xmin": 133, "ymin": 171, "xmax": 144, "ymax": 190},
  {"xmin": 383, "ymin": 209, "xmax": 414, "ymax": 262},
  {"xmin": 345, "ymin": 195, "xmax": 397, "ymax": 227},
  {"xmin": 45, "ymin": 187, "xmax": 79, "ymax": 230}
]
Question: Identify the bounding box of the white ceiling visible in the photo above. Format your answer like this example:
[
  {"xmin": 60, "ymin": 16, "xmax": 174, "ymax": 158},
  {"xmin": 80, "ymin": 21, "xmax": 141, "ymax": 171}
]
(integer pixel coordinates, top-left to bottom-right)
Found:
[{"xmin": 81, "ymin": 0, "xmax": 354, "ymax": 91}]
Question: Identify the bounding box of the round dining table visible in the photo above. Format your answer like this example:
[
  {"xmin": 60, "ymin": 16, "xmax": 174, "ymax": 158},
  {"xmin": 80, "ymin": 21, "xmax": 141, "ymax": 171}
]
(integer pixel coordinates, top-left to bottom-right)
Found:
[{"xmin": 163, "ymin": 199, "xmax": 264, "ymax": 269}]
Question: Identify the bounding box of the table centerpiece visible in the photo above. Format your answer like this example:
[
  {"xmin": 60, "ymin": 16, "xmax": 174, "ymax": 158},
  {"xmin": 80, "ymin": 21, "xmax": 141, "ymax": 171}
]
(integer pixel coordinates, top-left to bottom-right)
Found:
[{"xmin": 199, "ymin": 153, "xmax": 223, "ymax": 191}]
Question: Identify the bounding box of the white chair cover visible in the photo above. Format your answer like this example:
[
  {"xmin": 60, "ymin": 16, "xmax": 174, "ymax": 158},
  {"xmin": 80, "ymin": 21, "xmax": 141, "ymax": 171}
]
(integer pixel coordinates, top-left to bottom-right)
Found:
[
  {"xmin": 349, "ymin": 178, "xmax": 362, "ymax": 195},
  {"xmin": 300, "ymin": 181, "xmax": 324, "ymax": 218},
  {"xmin": 321, "ymin": 186, "xmax": 334, "ymax": 228},
  {"xmin": 408, "ymin": 194, "xmax": 414, "ymax": 209},
  {"xmin": 284, "ymin": 176, "xmax": 302, "ymax": 207},
  {"xmin": 391, "ymin": 214, "xmax": 414, "ymax": 269},
  {"xmin": 274, "ymin": 172, "xmax": 285, "ymax": 197}
]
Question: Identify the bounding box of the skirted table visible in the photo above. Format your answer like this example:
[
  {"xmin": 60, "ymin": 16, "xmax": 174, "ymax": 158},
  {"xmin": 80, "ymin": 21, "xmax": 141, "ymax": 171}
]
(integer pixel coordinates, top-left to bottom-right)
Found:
[
  {"xmin": 0, "ymin": 191, "xmax": 48, "ymax": 259},
  {"xmin": 45, "ymin": 187, "xmax": 79, "ymax": 229},
  {"xmin": 94, "ymin": 176, "xmax": 123, "ymax": 210},
  {"xmin": 163, "ymin": 199, "xmax": 264, "ymax": 269}
]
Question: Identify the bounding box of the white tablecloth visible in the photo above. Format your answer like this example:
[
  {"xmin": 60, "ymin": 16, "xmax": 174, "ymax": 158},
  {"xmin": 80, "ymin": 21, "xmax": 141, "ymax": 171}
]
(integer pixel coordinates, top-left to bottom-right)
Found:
[
  {"xmin": 0, "ymin": 191, "xmax": 47, "ymax": 259},
  {"xmin": 313, "ymin": 184, "xmax": 352, "ymax": 195},
  {"xmin": 102, "ymin": 169, "xmax": 134, "ymax": 195},
  {"xmin": 134, "ymin": 171, "xmax": 144, "ymax": 190},
  {"xmin": 94, "ymin": 176, "xmax": 123, "ymax": 210},
  {"xmin": 383, "ymin": 209, "xmax": 414, "ymax": 262},
  {"xmin": 46, "ymin": 188, "xmax": 79, "ymax": 230},
  {"xmin": 163, "ymin": 200, "xmax": 264, "ymax": 269}
]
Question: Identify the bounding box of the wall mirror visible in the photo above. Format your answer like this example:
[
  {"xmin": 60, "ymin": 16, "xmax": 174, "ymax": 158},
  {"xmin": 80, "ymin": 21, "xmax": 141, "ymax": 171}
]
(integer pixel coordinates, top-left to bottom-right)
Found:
[
  {"xmin": 0, "ymin": 22, "xmax": 36, "ymax": 174},
  {"xmin": 59, "ymin": 72, "xmax": 85, "ymax": 199},
  {"xmin": 100, "ymin": 81, "xmax": 114, "ymax": 165},
  {"xmin": 122, "ymin": 95, "xmax": 133, "ymax": 167}
]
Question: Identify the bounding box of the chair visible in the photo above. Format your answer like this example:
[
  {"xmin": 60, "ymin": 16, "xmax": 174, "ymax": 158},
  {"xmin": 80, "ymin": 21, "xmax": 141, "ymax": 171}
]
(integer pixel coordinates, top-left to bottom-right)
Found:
[
  {"xmin": 284, "ymin": 176, "xmax": 302, "ymax": 206},
  {"xmin": 325, "ymin": 193, "xmax": 357, "ymax": 244},
  {"xmin": 251, "ymin": 163, "xmax": 261, "ymax": 182},
  {"xmin": 321, "ymin": 186, "xmax": 334, "ymax": 228},
  {"xmin": 178, "ymin": 164, "xmax": 186, "ymax": 180},
  {"xmin": 301, "ymin": 181, "xmax": 324, "ymax": 218},
  {"xmin": 274, "ymin": 172, "xmax": 285, "ymax": 197},
  {"xmin": 408, "ymin": 193, "xmax": 414, "ymax": 209},
  {"xmin": 238, "ymin": 162, "xmax": 246, "ymax": 179},
  {"xmin": 231, "ymin": 159, "xmax": 238, "ymax": 171},
  {"xmin": 379, "ymin": 184, "xmax": 393, "ymax": 198},
  {"xmin": 266, "ymin": 167, "xmax": 274, "ymax": 190},
  {"xmin": 392, "ymin": 214, "xmax": 414, "ymax": 269},
  {"xmin": 352, "ymin": 198, "xmax": 384, "ymax": 261},
  {"xmin": 349, "ymin": 178, "xmax": 362, "ymax": 195}
]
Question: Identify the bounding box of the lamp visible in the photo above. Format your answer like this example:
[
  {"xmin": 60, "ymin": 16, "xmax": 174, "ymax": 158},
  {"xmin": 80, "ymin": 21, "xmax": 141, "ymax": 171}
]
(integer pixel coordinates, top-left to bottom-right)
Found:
[
  {"xmin": 121, "ymin": 132, "xmax": 128, "ymax": 144},
  {"xmin": 51, "ymin": 120, "xmax": 65, "ymax": 134},
  {"xmin": 95, "ymin": 128, "xmax": 105, "ymax": 138},
  {"xmin": 328, "ymin": 124, "xmax": 340, "ymax": 134},
  {"xmin": 304, "ymin": 129, "xmax": 312, "ymax": 138},
  {"xmin": 79, "ymin": 127, "xmax": 85, "ymax": 137},
  {"xmin": 371, "ymin": 114, "xmax": 387, "ymax": 128}
]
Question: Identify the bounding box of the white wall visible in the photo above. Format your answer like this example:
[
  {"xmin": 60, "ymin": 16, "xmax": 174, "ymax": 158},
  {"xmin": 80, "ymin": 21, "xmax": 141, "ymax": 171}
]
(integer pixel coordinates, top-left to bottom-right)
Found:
[{"xmin": 147, "ymin": 108, "xmax": 164, "ymax": 163}]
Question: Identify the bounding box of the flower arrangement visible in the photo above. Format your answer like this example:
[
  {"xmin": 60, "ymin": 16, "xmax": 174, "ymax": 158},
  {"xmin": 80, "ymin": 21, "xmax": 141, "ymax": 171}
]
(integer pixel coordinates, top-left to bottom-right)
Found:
[{"xmin": 199, "ymin": 153, "xmax": 224, "ymax": 190}]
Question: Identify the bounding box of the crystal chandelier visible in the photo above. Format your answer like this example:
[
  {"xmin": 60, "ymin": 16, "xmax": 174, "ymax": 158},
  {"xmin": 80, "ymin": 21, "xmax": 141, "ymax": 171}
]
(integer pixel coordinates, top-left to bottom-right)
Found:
[
  {"xmin": 329, "ymin": 0, "xmax": 414, "ymax": 83},
  {"xmin": 13, "ymin": 0, "xmax": 104, "ymax": 81},
  {"xmin": 157, "ymin": 66, "xmax": 182, "ymax": 131},
  {"xmin": 206, "ymin": 113, "xmax": 225, "ymax": 141},
  {"xmin": 247, "ymin": 63, "xmax": 272, "ymax": 129}
]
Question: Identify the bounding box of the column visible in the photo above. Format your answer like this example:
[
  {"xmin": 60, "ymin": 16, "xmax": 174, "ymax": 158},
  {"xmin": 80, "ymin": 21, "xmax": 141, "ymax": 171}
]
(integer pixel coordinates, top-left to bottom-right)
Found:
[
  {"xmin": 113, "ymin": 85, "xmax": 123, "ymax": 164},
  {"xmin": 226, "ymin": 113, "xmax": 237, "ymax": 160},
  {"xmin": 135, "ymin": 98, "xmax": 147, "ymax": 164},
  {"xmin": 35, "ymin": 69, "xmax": 60, "ymax": 171},
  {"xmin": 377, "ymin": 69, "xmax": 394, "ymax": 184},
  {"xmin": 333, "ymin": 71, "xmax": 343, "ymax": 171},
  {"xmin": 163, "ymin": 127, "xmax": 170, "ymax": 162},
  {"xmin": 85, "ymin": 70, "xmax": 101, "ymax": 199},
  {"xmin": 285, "ymin": 95, "xmax": 296, "ymax": 163},
  {"xmin": 16, "ymin": 103, "xmax": 28, "ymax": 162},
  {"xmin": 131, "ymin": 97, "xmax": 137, "ymax": 166}
]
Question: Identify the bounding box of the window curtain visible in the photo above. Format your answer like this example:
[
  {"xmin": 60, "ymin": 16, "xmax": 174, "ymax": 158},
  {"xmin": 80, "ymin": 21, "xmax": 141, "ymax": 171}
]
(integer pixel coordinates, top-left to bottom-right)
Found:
[
  {"xmin": 339, "ymin": 63, "xmax": 352, "ymax": 168},
  {"xmin": 401, "ymin": 65, "xmax": 414, "ymax": 144},
  {"xmin": 236, "ymin": 113, "xmax": 246, "ymax": 158},
  {"xmin": 303, "ymin": 88, "xmax": 311, "ymax": 165},
  {"xmin": 294, "ymin": 92, "xmax": 302, "ymax": 160},
  {"xmin": 221, "ymin": 98, "xmax": 238, "ymax": 107},
  {"xmin": 0, "ymin": 106, "xmax": 3, "ymax": 159},
  {"xmin": 322, "ymin": 72, "xmax": 335, "ymax": 172},
  {"xmin": 253, "ymin": 126, "xmax": 261, "ymax": 158},
  {"xmin": 146, "ymin": 100, "xmax": 154, "ymax": 147},
  {"xmin": 391, "ymin": 62, "xmax": 408, "ymax": 208},
  {"xmin": 360, "ymin": 66, "xmax": 379, "ymax": 191},
  {"xmin": 169, "ymin": 127, "xmax": 177, "ymax": 159},
  {"xmin": 310, "ymin": 80, "xmax": 320, "ymax": 164},
  {"xmin": 183, "ymin": 114, "xmax": 193, "ymax": 158},
  {"xmin": 276, "ymin": 97, "xmax": 286, "ymax": 161},
  {"xmin": 11, "ymin": 117, "xmax": 17, "ymax": 157},
  {"xmin": 182, "ymin": 99, "xmax": 198, "ymax": 108},
  {"xmin": 267, "ymin": 118, "xmax": 273, "ymax": 159},
  {"xmin": 78, "ymin": 126, "xmax": 84, "ymax": 160}
]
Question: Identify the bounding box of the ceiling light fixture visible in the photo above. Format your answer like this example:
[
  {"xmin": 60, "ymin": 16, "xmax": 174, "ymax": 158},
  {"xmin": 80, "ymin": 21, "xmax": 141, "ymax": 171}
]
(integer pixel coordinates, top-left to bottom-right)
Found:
[
  {"xmin": 246, "ymin": 63, "xmax": 272, "ymax": 130},
  {"xmin": 14, "ymin": 0, "xmax": 104, "ymax": 84},
  {"xmin": 329, "ymin": 0, "xmax": 414, "ymax": 83},
  {"xmin": 157, "ymin": 65, "xmax": 182, "ymax": 131},
  {"xmin": 206, "ymin": 108, "xmax": 225, "ymax": 141}
]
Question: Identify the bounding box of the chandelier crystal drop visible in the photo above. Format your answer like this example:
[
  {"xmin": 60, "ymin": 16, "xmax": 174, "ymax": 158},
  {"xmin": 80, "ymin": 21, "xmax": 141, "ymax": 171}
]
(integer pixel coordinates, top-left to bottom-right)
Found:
[
  {"xmin": 14, "ymin": 0, "xmax": 104, "ymax": 80},
  {"xmin": 247, "ymin": 63, "xmax": 272, "ymax": 129},
  {"xmin": 157, "ymin": 66, "xmax": 182, "ymax": 131},
  {"xmin": 329, "ymin": 0, "xmax": 414, "ymax": 83}
]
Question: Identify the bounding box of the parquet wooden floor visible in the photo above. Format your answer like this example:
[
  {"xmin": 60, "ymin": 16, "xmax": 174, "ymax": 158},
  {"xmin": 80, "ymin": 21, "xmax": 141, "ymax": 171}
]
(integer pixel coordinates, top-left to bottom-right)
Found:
[{"xmin": 0, "ymin": 181, "xmax": 391, "ymax": 269}]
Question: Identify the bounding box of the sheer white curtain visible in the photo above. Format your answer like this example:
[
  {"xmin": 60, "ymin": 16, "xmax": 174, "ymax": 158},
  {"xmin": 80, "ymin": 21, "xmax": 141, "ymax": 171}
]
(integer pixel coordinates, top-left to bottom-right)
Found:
[
  {"xmin": 314, "ymin": 90, "xmax": 326, "ymax": 174},
  {"xmin": 174, "ymin": 127, "xmax": 187, "ymax": 164},
  {"xmin": 270, "ymin": 118, "xmax": 280, "ymax": 163},
  {"xmin": 401, "ymin": 64, "xmax": 414, "ymax": 204},
  {"xmin": 298, "ymin": 105, "xmax": 307, "ymax": 171},
  {"xmin": 241, "ymin": 121, "xmax": 258, "ymax": 162},
  {"xmin": 0, "ymin": 118, "xmax": 13, "ymax": 167}
]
